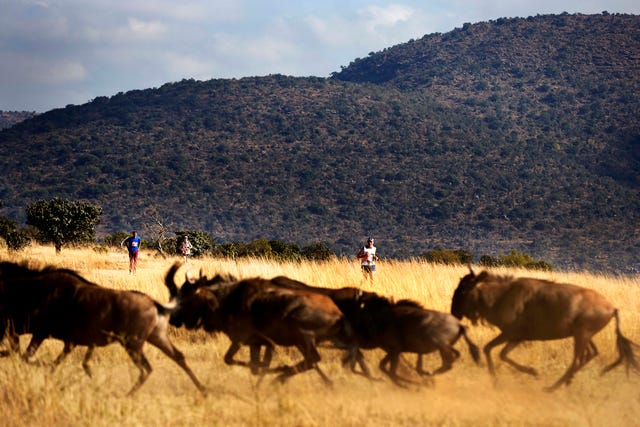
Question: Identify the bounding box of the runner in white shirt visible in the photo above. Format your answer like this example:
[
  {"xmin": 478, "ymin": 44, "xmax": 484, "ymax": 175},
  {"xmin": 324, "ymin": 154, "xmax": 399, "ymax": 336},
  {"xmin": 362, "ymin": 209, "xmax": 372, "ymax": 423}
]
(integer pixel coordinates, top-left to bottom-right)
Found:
[{"xmin": 356, "ymin": 237, "xmax": 378, "ymax": 282}]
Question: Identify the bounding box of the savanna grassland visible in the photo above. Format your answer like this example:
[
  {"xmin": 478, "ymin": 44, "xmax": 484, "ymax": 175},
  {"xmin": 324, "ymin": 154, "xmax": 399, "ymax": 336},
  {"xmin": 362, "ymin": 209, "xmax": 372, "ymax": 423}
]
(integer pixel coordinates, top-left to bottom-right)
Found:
[{"xmin": 1, "ymin": 245, "xmax": 639, "ymax": 426}]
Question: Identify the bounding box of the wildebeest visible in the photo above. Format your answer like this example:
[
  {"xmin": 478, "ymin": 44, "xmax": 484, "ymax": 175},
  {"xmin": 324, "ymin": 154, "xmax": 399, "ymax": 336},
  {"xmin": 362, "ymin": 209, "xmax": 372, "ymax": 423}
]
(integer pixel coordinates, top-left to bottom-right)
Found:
[
  {"xmin": 352, "ymin": 296, "xmax": 480, "ymax": 385},
  {"xmin": 165, "ymin": 263, "xmax": 355, "ymax": 385},
  {"xmin": 0, "ymin": 262, "xmax": 206, "ymax": 396},
  {"xmin": 271, "ymin": 276, "xmax": 480, "ymax": 385},
  {"xmin": 451, "ymin": 266, "xmax": 640, "ymax": 391},
  {"xmin": 269, "ymin": 275, "xmax": 379, "ymax": 377}
]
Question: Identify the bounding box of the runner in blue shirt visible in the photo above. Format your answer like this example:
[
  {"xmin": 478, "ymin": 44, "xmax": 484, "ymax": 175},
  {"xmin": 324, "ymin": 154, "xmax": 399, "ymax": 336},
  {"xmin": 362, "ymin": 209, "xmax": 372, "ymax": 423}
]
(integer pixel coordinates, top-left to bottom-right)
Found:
[{"xmin": 122, "ymin": 231, "xmax": 141, "ymax": 274}]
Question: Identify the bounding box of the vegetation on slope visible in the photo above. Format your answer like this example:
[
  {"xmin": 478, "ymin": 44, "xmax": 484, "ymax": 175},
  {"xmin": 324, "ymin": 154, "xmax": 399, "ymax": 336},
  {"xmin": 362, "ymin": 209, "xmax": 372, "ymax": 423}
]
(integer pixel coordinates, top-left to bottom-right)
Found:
[{"xmin": 0, "ymin": 13, "xmax": 638, "ymax": 272}]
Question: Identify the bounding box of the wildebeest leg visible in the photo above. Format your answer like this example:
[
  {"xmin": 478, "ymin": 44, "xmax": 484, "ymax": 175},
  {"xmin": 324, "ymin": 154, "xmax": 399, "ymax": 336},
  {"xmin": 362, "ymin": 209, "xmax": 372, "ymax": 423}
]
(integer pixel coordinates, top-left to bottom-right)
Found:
[
  {"xmin": 544, "ymin": 335, "xmax": 590, "ymax": 392},
  {"xmin": 260, "ymin": 344, "xmax": 274, "ymax": 369},
  {"xmin": 253, "ymin": 344, "xmax": 275, "ymax": 387},
  {"xmin": 0, "ymin": 334, "xmax": 20, "ymax": 357},
  {"xmin": 304, "ymin": 340, "xmax": 332, "ymax": 386},
  {"xmin": 145, "ymin": 331, "xmax": 207, "ymax": 395},
  {"xmin": 51, "ymin": 342, "xmax": 76, "ymax": 371},
  {"xmin": 483, "ymin": 333, "xmax": 509, "ymax": 376},
  {"xmin": 81, "ymin": 346, "xmax": 95, "ymax": 377},
  {"xmin": 250, "ymin": 343, "xmax": 275, "ymax": 375},
  {"xmin": 23, "ymin": 335, "xmax": 45, "ymax": 364},
  {"xmin": 416, "ymin": 354, "xmax": 430, "ymax": 376},
  {"xmin": 249, "ymin": 344, "xmax": 262, "ymax": 374},
  {"xmin": 579, "ymin": 341, "xmax": 598, "ymax": 367},
  {"xmin": 124, "ymin": 348, "xmax": 153, "ymax": 396},
  {"xmin": 341, "ymin": 348, "xmax": 377, "ymax": 380},
  {"xmin": 499, "ymin": 341, "xmax": 538, "ymax": 376},
  {"xmin": 275, "ymin": 336, "xmax": 331, "ymax": 386},
  {"xmin": 431, "ymin": 345, "xmax": 460, "ymax": 375},
  {"xmin": 379, "ymin": 352, "xmax": 417, "ymax": 387},
  {"xmin": 0, "ymin": 324, "xmax": 21, "ymax": 356},
  {"xmin": 417, "ymin": 345, "xmax": 461, "ymax": 377},
  {"xmin": 50, "ymin": 344, "xmax": 95, "ymax": 376},
  {"xmin": 224, "ymin": 341, "xmax": 248, "ymax": 367}
]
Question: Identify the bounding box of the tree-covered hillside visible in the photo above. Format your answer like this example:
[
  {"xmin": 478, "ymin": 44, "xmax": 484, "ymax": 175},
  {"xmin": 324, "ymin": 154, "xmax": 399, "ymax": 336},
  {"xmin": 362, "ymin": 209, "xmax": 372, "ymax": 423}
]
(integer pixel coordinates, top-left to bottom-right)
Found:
[
  {"xmin": 1, "ymin": 13, "xmax": 638, "ymax": 272},
  {"xmin": 0, "ymin": 111, "xmax": 37, "ymax": 130}
]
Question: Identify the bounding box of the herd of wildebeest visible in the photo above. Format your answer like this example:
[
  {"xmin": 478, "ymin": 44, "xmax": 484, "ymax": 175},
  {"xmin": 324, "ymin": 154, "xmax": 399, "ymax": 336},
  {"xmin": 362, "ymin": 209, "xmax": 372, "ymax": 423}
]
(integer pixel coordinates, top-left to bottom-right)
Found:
[{"xmin": 0, "ymin": 260, "xmax": 638, "ymax": 396}]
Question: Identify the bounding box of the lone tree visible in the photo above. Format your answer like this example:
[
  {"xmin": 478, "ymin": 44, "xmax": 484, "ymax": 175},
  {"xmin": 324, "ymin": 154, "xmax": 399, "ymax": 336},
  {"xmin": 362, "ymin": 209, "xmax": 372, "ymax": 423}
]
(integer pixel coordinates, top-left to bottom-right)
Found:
[{"xmin": 26, "ymin": 198, "xmax": 102, "ymax": 252}]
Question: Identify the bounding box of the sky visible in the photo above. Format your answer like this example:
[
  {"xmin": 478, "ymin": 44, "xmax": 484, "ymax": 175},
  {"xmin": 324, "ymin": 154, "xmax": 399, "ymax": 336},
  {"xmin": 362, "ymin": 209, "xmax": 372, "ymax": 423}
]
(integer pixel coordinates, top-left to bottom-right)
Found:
[{"xmin": 1, "ymin": 1, "xmax": 638, "ymax": 112}]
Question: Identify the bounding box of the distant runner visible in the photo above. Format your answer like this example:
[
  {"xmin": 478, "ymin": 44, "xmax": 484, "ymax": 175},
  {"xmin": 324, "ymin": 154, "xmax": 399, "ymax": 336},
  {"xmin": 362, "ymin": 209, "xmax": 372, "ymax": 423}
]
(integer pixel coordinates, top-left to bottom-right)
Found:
[
  {"xmin": 122, "ymin": 230, "xmax": 141, "ymax": 274},
  {"xmin": 356, "ymin": 237, "xmax": 378, "ymax": 282}
]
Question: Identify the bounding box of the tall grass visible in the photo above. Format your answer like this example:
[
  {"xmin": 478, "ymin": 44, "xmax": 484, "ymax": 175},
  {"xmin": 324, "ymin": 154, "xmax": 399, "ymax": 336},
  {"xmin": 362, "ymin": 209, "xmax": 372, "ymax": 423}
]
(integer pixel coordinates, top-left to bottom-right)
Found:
[{"xmin": 1, "ymin": 245, "xmax": 640, "ymax": 426}]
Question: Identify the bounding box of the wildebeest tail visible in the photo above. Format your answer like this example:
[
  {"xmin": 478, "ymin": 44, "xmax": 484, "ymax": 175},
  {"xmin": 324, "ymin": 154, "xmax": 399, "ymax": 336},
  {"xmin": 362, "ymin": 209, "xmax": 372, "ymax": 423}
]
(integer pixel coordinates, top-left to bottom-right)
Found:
[
  {"xmin": 460, "ymin": 325, "xmax": 481, "ymax": 365},
  {"xmin": 601, "ymin": 309, "xmax": 640, "ymax": 376},
  {"xmin": 164, "ymin": 262, "xmax": 181, "ymax": 299},
  {"xmin": 154, "ymin": 300, "xmax": 177, "ymax": 316}
]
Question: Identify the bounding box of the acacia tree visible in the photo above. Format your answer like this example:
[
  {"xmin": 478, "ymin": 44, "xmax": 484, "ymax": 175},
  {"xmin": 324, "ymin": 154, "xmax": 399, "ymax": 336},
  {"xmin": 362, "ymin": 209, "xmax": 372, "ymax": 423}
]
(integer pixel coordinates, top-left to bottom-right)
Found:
[{"xmin": 26, "ymin": 198, "xmax": 102, "ymax": 252}]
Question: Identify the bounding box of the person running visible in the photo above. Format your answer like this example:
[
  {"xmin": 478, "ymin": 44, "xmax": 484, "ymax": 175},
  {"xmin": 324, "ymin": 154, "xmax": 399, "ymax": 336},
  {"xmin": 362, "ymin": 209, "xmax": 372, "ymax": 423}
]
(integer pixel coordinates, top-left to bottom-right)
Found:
[
  {"xmin": 356, "ymin": 237, "xmax": 378, "ymax": 282},
  {"xmin": 180, "ymin": 235, "xmax": 193, "ymax": 262},
  {"xmin": 121, "ymin": 231, "xmax": 141, "ymax": 274}
]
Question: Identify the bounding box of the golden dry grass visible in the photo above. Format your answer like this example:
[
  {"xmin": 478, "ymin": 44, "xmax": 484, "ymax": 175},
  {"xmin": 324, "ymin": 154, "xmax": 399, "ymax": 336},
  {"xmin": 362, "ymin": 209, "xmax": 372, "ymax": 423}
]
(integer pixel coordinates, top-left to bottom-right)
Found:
[{"xmin": 1, "ymin": 245, "xmax": 640, "ymax": 426}]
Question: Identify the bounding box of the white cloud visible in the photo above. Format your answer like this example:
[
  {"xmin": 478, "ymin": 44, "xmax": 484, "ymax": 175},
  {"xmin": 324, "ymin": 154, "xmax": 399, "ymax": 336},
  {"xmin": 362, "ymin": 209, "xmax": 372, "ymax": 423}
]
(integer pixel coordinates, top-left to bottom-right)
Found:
[
  {"xmin": 127, "ymin": 17, "xmax": 167, "ymax": 38},
  {"xmin": 359, "ymin": 4, "xmax": 414, "ymax": 31}
]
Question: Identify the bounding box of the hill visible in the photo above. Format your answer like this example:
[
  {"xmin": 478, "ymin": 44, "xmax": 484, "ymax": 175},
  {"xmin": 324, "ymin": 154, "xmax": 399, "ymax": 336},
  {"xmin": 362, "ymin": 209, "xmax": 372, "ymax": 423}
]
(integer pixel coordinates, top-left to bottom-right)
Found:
[
  {"xmin": 0, "ymin": 111, "xmax": 37, "ymax": 130},
  {"xmin": 0, "ymin": 13, "xmax": 638, "ymax": 272}
]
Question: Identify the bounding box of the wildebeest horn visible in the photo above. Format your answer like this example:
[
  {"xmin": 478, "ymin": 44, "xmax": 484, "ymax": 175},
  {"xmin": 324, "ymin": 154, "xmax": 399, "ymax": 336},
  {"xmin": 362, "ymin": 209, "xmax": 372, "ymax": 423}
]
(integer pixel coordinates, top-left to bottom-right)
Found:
[
  {"xmin": 186, "ymin": 270, "xmax": 196, "ymax": 284},
  {"xmin": 468, "ymin": 264, "xmax": 476, "ymax": 276}
]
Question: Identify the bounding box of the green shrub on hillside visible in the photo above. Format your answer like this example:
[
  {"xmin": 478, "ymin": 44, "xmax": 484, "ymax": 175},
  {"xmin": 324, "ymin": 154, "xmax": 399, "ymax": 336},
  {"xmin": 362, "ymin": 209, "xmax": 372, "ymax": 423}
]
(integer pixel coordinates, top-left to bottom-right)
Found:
[
  {"xmin": 420, "ymin": 248, "xmax": 475, "ymax": 265},
  {"xmin": 480, "ymin": 250, "xmax": 552, "ymax": 271}
]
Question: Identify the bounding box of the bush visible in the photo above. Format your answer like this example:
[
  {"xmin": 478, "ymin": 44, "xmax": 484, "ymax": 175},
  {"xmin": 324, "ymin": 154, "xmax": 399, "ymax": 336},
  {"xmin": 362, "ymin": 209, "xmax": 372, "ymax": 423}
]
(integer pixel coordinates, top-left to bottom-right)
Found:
[
  {"xmin": 420, "ymin": 248, "xmax": 475, "ymax": 265},
  {"xmin": 301, "ymin": 242, "xmax": 336, "ymax": 261},
  {"xmin": 104, "ymin": 231, "xmax": 131, "ymax": 247},
  {"xmin": 0, "ymin": 217, "xmax": 31, "ymax": 251},
  {"xmin": 213, "ymin": 242, "xmax": 242, "ymax": 258},
  {"xmin": 238, "ymin": 239, "xmax": 274, "ymax": 258},
  {"xmin": 479, "ymin": 255, "xmax": 499, "ymax": 267},
  {"xmin": 479, "ymin": 250, "xmax": 552, "ymax": 271},
  {"xmin": 269, "ymin": 240, "xmax": 303, "ymax": 262}
]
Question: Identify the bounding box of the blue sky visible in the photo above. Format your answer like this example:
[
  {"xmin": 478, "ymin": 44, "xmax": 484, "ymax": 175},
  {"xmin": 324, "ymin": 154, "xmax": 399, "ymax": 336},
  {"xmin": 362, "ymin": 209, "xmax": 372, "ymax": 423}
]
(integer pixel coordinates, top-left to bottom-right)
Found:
[{"xmin": 1, "ymin": 0, "xmax": 638, "ymax": 112}]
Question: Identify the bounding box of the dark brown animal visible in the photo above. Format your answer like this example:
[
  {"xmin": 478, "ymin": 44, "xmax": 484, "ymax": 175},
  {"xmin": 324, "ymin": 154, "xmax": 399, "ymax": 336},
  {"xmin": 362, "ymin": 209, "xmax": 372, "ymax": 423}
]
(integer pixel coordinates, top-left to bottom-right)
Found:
[
  {"xmin": 0, "ymin": 262, "xmax": 93, "ymax": 357},
  {"xmin": 0, "ymin": 261, "xmax": 36, "ymax": 354},
  {"xmin": 272, "ymin": 276, "xmax": 480, "ymax": 385},
  {"xmin": 165, "ymin": 266, "xmax": 277, "ymax": 373},
  {"xmin": 0, "ymin": 262, "xmax": 206, "ymax": 396},
  {"xmin": 165, "ymin": 263, "xmax": 355, "ymax": 385},
  {"xmin": 451, "ymin": 266, "xmax": 640, "ymax": 391},
  {"xmin": 357, "ymin": 297, "xmax": 480, "ymax": 386},
  {"xmin": 269, "ymin": 275, "xmax": 378, "ymax": 377}
]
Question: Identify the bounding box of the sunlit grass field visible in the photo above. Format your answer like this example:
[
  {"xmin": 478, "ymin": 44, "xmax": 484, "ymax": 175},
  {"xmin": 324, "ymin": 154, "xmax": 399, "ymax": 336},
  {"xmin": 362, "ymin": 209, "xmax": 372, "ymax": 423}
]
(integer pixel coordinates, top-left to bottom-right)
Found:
[{"xmin": 1, "ymin": 245, "xmax": 639, "ymax": 426}]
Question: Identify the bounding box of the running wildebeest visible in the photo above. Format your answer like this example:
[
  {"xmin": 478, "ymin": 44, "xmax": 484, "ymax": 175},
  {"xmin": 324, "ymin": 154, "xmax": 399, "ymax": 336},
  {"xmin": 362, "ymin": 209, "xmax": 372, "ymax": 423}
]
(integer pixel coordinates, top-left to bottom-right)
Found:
[
  {"xmin": 354, "ymin": 296, "xmax": 480, "ymax": 386},
  {"xmin": 271, "ymin": 276, "xmax": 480, "ymax": 385},
  {"xmin": 451, "ymin": 266, "xmax": 640, "ymax": 391},
  {"xmin": 165, "ymin": 263, "xmax": 355, "ymax": 385},
  {"xmin": 0, "ymin": 262, "xmax": 94, "ymax": 358},
  {"xmin": 0, "ymin": 262, "xmax": 206, "ymax": 396},
  {"xmin": 269, "ymin": 275, "xmax": 380, "ymax": 378},
  {"xmin": 165, "ymin": 265, "xmax": 278, "ymax": 373}
]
